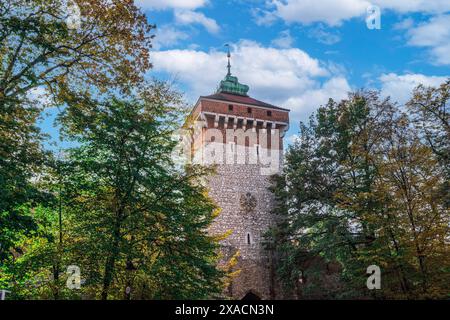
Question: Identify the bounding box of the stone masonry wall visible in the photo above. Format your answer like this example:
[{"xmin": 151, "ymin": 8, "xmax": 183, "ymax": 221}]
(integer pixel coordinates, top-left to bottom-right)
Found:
[
  {"xmin": 207, "ymin": 162, "xmax": 281, "ymax": 300},
  {"xmin": 190, "ymin": 96, "xmax": 290, "ymax": 300}
]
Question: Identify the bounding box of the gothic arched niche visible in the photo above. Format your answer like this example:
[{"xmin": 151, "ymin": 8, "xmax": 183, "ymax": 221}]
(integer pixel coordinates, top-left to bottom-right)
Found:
[{"xmin": 241, "ymin": 290, "xmax": 261, "ymax": 300}]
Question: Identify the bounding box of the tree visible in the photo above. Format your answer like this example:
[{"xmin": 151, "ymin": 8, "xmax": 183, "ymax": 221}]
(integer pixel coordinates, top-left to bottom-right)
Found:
[
  {"xmin": 371, "ymin": 116, "xmax": 450, "ymax": 298},
  {"xmin": 270, "ymin": 86, "xmax": 450, "ymax": 299},
  {"xmin": 0, "ymin": 0, "xmax": 153, "ymax": 264},
  {"xmin": 4, "ymin": 82, "xmax": 225, "ymax": 300},
  {"xmin": 10, "ymin": 81, "xmax": 222, "ymax": 300},
  {"xmin": 407, "ymin": 80, "xmax": 450, "ymax": 208},
  {"xmin": 0, "ymin": 0, "xmax": 153, "ymax": 103},
  {"xmin": 0, "ymin": 91, "xmax": 49, "ymax": 262}
]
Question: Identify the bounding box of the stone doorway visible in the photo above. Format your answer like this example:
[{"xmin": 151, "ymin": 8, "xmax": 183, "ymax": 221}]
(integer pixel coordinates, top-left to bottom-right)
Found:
[{"xmin": 241, "ymin": 290, "xmax": 261, "ymax": 300}]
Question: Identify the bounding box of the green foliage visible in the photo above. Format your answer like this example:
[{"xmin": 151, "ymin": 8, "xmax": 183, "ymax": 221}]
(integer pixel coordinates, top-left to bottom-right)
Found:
[
  {"xmin": 0, "ymin": 0, "xmax": 153, "ymax": 264},
  {"xmin": 0, "ymin": 0, "xmax": 153, "ymax": 102},
  {"xmin": 270, "ymin": 87, "xmax": 450, "ymax": 299},
  {"xmin": 1, "ymin": 1, "xmax": 222, "ymax": 300},
  {"xmin": 1, "ymin": 82, "xmax": 224, "ymax": 300}
]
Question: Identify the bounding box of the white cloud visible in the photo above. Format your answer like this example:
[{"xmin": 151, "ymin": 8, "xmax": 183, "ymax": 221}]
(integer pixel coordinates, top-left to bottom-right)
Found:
[
  {"xmin": 408, "ymin": 15, "xmax": 450, "ymax": 46},
  {"xmin": 308, "ymin": 25, "xmax": 341, "ymax": 45},
  {"xmin": 406, "ymin": 15, "xmax": 450, "ymax": 65},
  {"xmin": 271, "ymin": 30, "xmax": 295, "ymax": 48},
  {"xmin": 252, "ymin": 7, "xmax": 278, "ymax": 26},
  {"xmin": 135, "ymin": 0, "xmax": 207, "ymax": 10},
  {"xmin": 271, "ymin": 0, "xmax": 370, "ymax": 26},
  {"xmin": 430, "ymin": 43, "xmax": 450, "ymax": 65},
  {"xmin": 288, "ymin": 133, "xmax": 300, "ymax": 144},
  {"xmin": 283, "ymin": 77, "xmax": 351, "ymax": 120},
  {"xmin": 393, "ymin": 17, "xmax": 414, "ymax": 30},
  {"xmin": 379, "ymin": 73, "xmax": 448, "ymax": 104},
  {"xmin": 373, "ymin": 0, "xmax": 450, "ymax": 14},
  {"xmin": 152, "ymin": 25, "xmax": 189, "ymax": 50},
  {"xmin": 151, "ymin": 49, "xmax": 222, "ymax": 96},
  {"xmin": 174, "ymin": 10, "xmax": 220, "ymax": 34},
  {"xmin": 268, "ymin": 0, "xmax": 450, "ymax": 26},
  {"xmin": 135, "ymin": 1, "xmax": 219, "ymax": 39},
  {"xmin": 151, "ymin": 40, "xmax": 351, "ymax": 124},
  {"xmin": 28, "ymin": 86, "xmax": 52, "ymax": 106}
]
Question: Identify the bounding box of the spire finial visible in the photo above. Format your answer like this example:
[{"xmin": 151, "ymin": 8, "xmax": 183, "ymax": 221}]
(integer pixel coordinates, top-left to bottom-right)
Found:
[{"xmin": 225, "ymin": 44, "xmax": 231, "ymax": 76}]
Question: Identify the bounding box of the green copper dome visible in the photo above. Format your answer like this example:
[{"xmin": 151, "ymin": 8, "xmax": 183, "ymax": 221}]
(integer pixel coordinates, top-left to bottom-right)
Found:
[
  {"xmin": 218, "ymin": 74, "xmax": 250, "ymax": 96},
  {"xmin": 217, "ymin": 45, "xmax": 249, "ymax": 96}
]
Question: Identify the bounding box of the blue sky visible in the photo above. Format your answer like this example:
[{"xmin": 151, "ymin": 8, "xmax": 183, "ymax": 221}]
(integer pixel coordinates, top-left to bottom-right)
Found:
[{"xmin": 41, "ymin": 0, "xmax": 450, "ymax": 146}]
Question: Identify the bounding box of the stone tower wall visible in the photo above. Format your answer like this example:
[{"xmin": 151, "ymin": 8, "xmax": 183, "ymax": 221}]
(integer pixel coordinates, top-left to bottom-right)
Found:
[
  {"xmin": 190, "ymin": 97, "xmax": 289, "ymax": 300},
  {"xmin": 208, "ymin": 163, "xmax": 279, "ymax": 300}
]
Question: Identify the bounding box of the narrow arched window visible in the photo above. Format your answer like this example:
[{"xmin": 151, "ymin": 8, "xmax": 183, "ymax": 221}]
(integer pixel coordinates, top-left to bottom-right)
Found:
[{"xmin": 246, "ymin": 233, "xmax": 252, "ymax": 245}]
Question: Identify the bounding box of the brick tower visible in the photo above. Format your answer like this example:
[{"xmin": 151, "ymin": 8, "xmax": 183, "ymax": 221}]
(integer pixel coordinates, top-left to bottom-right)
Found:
[{"xmin": 188, "ymin": 50, "xmax": 289, "ymax": 299}]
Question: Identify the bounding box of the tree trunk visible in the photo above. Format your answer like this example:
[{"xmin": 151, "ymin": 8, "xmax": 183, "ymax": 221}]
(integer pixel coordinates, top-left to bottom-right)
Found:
[{"xmin": 101, "ymin": 216, "xmax": 122, "ymax": 300}]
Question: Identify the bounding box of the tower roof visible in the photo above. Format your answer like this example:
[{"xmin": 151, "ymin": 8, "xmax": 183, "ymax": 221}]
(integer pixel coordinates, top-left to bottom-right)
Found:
[
  {"xmin": 218, "ymin": 74, "xmax": 250, "ymax": 96},
  {"xmin": 218, "ymin": 45, "xmax": 250, "ymax": 96},
  {"xmin": 209, "ymin": 46, "xmax": 289, "ymax": 111},
  {"xmin": 201, "ymin": 92, "xmax": 290, "ymax": 111}
]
